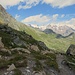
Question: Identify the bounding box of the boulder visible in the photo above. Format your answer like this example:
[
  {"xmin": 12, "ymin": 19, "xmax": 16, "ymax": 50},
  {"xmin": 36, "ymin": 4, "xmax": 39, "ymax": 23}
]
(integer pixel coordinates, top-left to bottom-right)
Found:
[
  {"xmin": 13, "ymin": 36, "xmax": 26, "ymax": 47},
  {"xmin": 11, "ymin": 48, "xmax": 30, "ymax": 54},
  {"xmin": 34, "ymin": 71, "xmax": 46, "ymax": 75},
  {"xmin": 38, "ymin": 41, "xmax": 49, "ymax": 50},
  {"xmin": 30, "ymin": 45, "xmax": 39, "ymax": 51},
  {"xmin": 42, "ymin": 50, "xmax": 54, "ymax": 55},
  {"xmin": 0, "ymin": 55, "xmax": 2, "ymax": 59},
  {"xmin": 66, "ymin": 44, "xmax": 75, "ymax": 55},
  {"xmin": 7, "ymin": 64, "xmax": 16, "ymax": 71},
  {"xmin": 0, "ymin": 37, "xmax": 4, "ymax": 48},
  {"xmin": 13, "ymin": 37, "xmax": 22, "ymax": 46}
]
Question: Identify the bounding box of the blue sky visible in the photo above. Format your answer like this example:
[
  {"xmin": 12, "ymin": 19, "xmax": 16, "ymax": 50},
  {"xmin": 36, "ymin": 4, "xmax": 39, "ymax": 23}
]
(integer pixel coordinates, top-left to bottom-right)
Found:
[{"xmin": 0, "ymin": 0, "xmax": 75, "ymax": 26}]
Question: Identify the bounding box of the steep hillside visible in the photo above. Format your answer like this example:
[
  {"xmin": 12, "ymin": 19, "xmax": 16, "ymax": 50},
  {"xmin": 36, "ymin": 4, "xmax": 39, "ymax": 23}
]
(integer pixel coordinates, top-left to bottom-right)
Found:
[
  {"xmin": 0, "ymin": 23, "xmax": 49, "ymax": 51},
  {"xmin": 0, "ymin": 4, "xmax": 75, "ymax": 75},
  {"xmin": 23, "ymin": 26, "xmax": 75, "ymax": 52},
  {"xmin": 0, "ymin": 22, "xmax": 57, "ymax": 75},
  {"xmin": 0, "ymin": 4, "xmax": 75, "ymax": 52},
  {"xmin": 0, "ymin": 22, "xmax": 75, "ymax": 75}
]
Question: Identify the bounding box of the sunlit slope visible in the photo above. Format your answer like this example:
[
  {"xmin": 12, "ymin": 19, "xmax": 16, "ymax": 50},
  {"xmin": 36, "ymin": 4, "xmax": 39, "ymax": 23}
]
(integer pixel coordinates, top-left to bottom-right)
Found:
[{"xmin": 18, "ymin": 25, "xmax": 75, "ymax": 52}]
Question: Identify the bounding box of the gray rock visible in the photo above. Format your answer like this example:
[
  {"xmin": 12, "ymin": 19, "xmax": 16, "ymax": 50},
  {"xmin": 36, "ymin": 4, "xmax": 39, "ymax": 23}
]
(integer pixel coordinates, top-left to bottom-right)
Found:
[
  {"xmin": 42, "ymin": 50, "xmax": 54, "ymax": 55},
  {"xmin": 33, "ymin": 71, "xmax": 46, "ymax": 75},
  {"xmin": 11, "ymin": 48, "xmax": 30, "ymax": 54},
  {"xmin": 66, "ymin": 44, "xmax": 75, "ymax": 55},
  {"xmin": 30, "ymin": 45, "xmax": 39, "ymax": 51},
  {"xmin": 7, "ymin": 64, "xmax": 16, "ymax": 71},
  {"xmin": 0, "ymin": 55, "xmax": 2, "ymax": 59},
  {"xmin": 13, "ymin": 37, "xmax": 22, "ymax": 46},
  {"xmin": 13, "ymin": 36, "xmax": 26, "ymax": 47},
  {"xmin": 0, "ymin": 37, "xmax": 4, "ymax": 48},
  {"xmin": 38, "ymin": 41, "xmax": 49, "ymax": 50}
]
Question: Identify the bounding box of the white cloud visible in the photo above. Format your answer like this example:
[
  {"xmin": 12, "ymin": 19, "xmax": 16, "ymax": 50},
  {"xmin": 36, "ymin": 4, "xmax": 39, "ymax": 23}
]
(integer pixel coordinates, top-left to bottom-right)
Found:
[
  {"xmin": 66, "ymin": 18, "xmax": 75, "ymax": 25},
  {"xmin": 55, "ymin": 18, "xmax": 75, "ymax": 29},
  {"xmin": 0, "ymin": 0, "xmax": 40, "ymax": 9},
  {"xmin": 0, "ymin": 0, "xmax": 75, "ymax": 9},
  {"xmin": 61, "ymin": 14, "xmax": 65, "ymax": 18},
  {"xmin": 21, "ymin": 14, "xmax": 75, "ymax": 26},
  {"xmin": 66, "ymin": 18, "xmax": 75, "ymax": 29},
  {"xmin": 42, "ymin": 0, "xmax": 75, "ymax": 8},
  {"xmin": 18, "ymin": 0, "xmax": 40, "ymax": 10},
  {"xmin": 21, "ymin": 14, "xmax": 50, "ymax": 25},
  {"xmin": 15, "ymin": 14, "xmax": 20, "ymax": 20},
  {"xmin": 0, "ymin": 0, "xmax": 24, "ymax": 9},
  {"xmin": 52, "ymin": 14, "xmax": 59, "ymax": 20}
]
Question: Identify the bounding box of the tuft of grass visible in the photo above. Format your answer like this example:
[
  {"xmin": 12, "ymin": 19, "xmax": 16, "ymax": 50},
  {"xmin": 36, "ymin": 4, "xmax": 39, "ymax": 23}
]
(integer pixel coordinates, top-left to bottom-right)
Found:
[
  {"xmin": 31, "ymin": 50, "xmax": 46, "ymax": 60},
  {"xmin": 66, "ymin": 55, "xmax": 75, "ymax": 71},
  {"xmin": 44, "ymin": 53, "xmax": 59, "ymax": 71},
  {"xmin": 0, "ymin": 31, "xmax": 13, "ymax": 48},
  {"xmin": 31, "ymin": 50, "xmax": 59, "ymax": 71},
  {"xmin": 8, "ymin": 54, "xmax": 27, "ymax": 67},
  {"xmin": 0, "ymin": 50, "xmax": 11, "ymax": 56},
  {"xmin": 0, "ymin": 59, "xmax": 8, "ymax": 69},
  {"xmin": 0, "ymin": 54, "xmax": 27, "ymax": 69},
  {"xmin": 45, "ymin": 59, "xmax": 59, "ymax": 71},
  {"xmin": 13, "ymin": 69, "xmax": 22, "ymax": 75},
  {"xmin": 33, "ymin": 59, "xmax": 43, "ymax": 72}
]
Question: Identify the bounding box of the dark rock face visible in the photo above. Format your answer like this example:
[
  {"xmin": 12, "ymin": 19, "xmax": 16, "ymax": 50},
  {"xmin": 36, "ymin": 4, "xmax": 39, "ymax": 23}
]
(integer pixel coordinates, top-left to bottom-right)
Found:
[
  {"xmin": 56, "ymin": 34, "xmax": 64, "ymax": 39},
  {"xmin": 66, "ymin": 44, "xmax": 75, "ymax": 55},
  {"xmin": 43, "ymin": 29, "xmax": 56, "ymax": 34},
  {"xmin": 46, "ymin": 24, "xmax": 75, "ymax": 36},
  {"xmin": 38, "ymin": 41, "xmax": 49, "ymax": 50},
  {"xmin": 56, "ymin": 32, "xmax": 74, "ymax": 39}
]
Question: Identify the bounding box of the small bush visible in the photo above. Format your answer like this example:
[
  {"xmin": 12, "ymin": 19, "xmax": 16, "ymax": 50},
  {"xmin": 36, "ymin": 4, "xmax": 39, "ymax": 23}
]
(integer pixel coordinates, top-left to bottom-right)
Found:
[
  {"xmin": 33, "ymin": 59, "xmax": 43, "ymax": 72},
  {"xmin": 13, "ymin": 69, "xmax": 22, "ymax": 75},
  {"xmin": 0, "ymin": 59, "xmax": 8, "ymax": 69},
  {"xmin": 0, "ymin": 51, "xmax": 11, "ymax": 56},
  {"xmin": 45, "ymin": 60, "xmax": 59, "ymax": 71},
  {"xmin": 14, "ymin": 60, "xmax": 27, "ymax": 68},
  {"xmin": 66, "ymin": 55, "xmax": 75, "ymax": 71}
]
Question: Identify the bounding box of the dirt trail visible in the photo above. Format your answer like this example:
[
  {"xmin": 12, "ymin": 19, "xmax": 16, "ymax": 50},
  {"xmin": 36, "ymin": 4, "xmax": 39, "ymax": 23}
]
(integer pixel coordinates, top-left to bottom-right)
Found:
[{"xmin": 56, "ymin": 54, "xmax": 75, "ymax": 75}]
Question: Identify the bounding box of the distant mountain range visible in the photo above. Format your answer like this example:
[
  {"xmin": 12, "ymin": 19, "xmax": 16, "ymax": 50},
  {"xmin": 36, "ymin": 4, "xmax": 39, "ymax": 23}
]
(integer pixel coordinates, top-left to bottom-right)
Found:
[
  {"xmin": 43, "ymin": 29, "xmax": 56, "ymax": 34},
  {"xmin": 29, "ymin": 24, "xmax": 75, "ymax": 36}
]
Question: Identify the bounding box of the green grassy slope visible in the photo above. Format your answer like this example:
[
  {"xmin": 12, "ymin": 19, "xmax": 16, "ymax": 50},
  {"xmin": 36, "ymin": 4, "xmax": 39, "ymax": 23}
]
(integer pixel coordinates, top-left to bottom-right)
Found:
[{"xmin": 18, "ymin": 24, "xmax": 75, "ymax": 52}]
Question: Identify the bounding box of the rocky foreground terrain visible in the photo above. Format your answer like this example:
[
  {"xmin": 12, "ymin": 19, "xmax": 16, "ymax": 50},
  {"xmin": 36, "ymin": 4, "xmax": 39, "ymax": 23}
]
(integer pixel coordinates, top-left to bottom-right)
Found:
[
  {"xmin": 0, "ymin": 22, "xmax": 75, "ymax": 75},
  {"xmin": 0, "ymin": 4, "xmax": 75, "ymax": 75}
]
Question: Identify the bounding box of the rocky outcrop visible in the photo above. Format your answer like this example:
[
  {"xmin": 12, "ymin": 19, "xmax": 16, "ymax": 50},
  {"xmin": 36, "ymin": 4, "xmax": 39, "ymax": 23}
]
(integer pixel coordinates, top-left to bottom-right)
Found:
[
  {"xmin": 0, "ymin": 37, "xmax": 4, "ymax": 48},
  {"xmin": 0, "ymin": 4, "xmax": 75, "ymax": 75},
  {"xmin": 0, "ymin": 23, "xmax": 49, "ymax": 51},
  {"xmin": 66, "ymin": 44, "xmax": 75, "ymax": 55},
  {"xmin": 11, "ymin": 48, "xmax": 30, "ymax": 54},
  {"xmin": 34, "ymin": 71, "xmax": 46, "ymax": 75},
  {"xmin": 38, "ymin": 41, "xmax": 49, "ymax": 50},
  {"xmin": 13, "ymin": 36, "xmax": 26, "ymax": 47},
  {"xmin": 30, "ymin": 45, "xmax": 39, "ymax": 51},
  {"xmin": 7, "ymin": 64, "xmax": 16, "ymax": 71}
]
